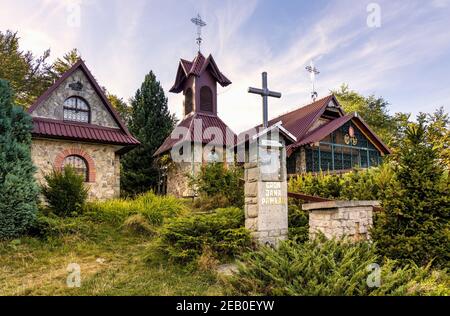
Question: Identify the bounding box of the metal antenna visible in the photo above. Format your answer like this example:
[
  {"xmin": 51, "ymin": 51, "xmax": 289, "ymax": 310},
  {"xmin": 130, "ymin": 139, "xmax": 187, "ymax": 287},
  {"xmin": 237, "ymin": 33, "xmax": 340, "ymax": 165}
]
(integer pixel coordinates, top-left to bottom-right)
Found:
[
  {"xmin": 305, "ymin": 60, "xmax": 320, "ymax": 101},
  {"xmin": 191, "ymin": 14, "xmax": 207, "ymax": 52}
]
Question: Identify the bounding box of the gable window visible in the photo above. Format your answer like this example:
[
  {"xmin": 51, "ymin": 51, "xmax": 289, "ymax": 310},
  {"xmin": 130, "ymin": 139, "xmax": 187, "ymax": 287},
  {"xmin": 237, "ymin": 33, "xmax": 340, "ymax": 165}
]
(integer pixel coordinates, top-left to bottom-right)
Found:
[
  {"xmin": 63, "ymin": 155, "xmax": 88, "ymax": 181},
  {"xmin": 304, "ymin": 122, "xmax": 382, "ymax": 173},
  {"xmin": 200, "ymin": 86, "xmax": 213, "ymax": 112},
  {"xmin": 184, "ymin": 88, "xmax": 193, "ymax": 115},
  {"xmin": 63, "ymin": 97, "xmax": 90, "ymax": 123}
]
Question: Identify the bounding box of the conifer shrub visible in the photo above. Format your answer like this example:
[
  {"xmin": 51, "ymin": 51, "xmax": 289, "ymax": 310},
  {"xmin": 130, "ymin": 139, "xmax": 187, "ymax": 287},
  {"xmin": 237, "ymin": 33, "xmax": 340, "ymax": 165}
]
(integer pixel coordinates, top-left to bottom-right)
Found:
[
  {"xmin": 0, "ymin": 80, "xmax": 39, "ymax": 239},
  {"xmin": 189, "ymin": 163, "xmax": 244, "ymax": 209},
  {"xmin": 288, "ymin": 166, "xmax": 395, "ymax": 201},
  {"xmin": 225, "ymin": 237, "xmax": 450, "ymax": 296},
  {"xmin": 154, "ymin": 207, "xmax": 252, "ymax": 263},
  {"xmin": 371, "ymin": 122, "xmax": 450, "ymax": 268},
  {"xmin": 41, "ymin": 166, "xmax": 88, "ymax": 217},
  {"xmin": 288, "ymin": 199, "xmax": 309, "ymax": 242},
  {"xmin": 30, "ymin": 211, "xmax": 94, "ymax": 238}
]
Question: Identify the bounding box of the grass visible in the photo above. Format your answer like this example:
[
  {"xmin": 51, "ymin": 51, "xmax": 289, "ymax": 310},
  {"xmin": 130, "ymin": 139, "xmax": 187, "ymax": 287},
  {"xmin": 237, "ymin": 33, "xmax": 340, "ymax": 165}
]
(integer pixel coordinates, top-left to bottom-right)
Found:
[{"xmin": 0, "ymin": 217, "xmax": 223, "ymax": 296}]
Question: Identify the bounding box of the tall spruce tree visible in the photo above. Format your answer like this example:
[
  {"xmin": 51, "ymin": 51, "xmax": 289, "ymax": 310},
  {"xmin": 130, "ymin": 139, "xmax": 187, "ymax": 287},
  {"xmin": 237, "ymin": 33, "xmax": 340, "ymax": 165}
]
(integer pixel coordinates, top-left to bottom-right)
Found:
[
  {"xmin": 121, "ymin": 71, "xmax": 176, "ymax": 196},
  {"xmin": 371, "ymin": 120, "xmax": 450, "ymax": 268},
  {"xmin": 0, "ymin": 80, "xmax": 39, "ymax": 238}
]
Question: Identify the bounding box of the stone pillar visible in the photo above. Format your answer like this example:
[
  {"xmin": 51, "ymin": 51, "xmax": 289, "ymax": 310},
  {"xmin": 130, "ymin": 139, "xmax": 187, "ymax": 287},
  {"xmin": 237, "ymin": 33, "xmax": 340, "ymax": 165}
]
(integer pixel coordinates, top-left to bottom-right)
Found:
[
  {"xmin": 302, "ymin": 200, "xmax": 379, "ymax": 241},
  {"xmin": 244, "ymin": 138, "xmax": 289, "ymax": 247}
]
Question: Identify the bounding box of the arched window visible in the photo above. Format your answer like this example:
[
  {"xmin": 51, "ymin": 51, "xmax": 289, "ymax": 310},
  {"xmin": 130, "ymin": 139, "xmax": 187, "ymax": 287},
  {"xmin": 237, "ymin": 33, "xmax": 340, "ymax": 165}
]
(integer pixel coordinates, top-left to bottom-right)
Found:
[
  {"xmin": 184, "ymin": 88, "xmax": 193, "ymax": 115},
  {"xmin": 200, "ymin": 86, "xmax": 213, "ymax": 113},
  {"xmin": 63, "ymin": 155, "xmax": 88, "ymax": 181},
  {"xmin": 63, "ymin": 97, "xmax": 90, "ymax": 123}
]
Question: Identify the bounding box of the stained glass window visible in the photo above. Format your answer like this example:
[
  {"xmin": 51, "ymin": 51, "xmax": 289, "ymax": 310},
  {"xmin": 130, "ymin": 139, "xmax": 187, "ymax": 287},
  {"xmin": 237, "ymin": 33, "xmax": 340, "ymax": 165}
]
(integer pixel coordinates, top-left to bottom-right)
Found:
[
  {"xmin": 63, "ymin": 155, "xmax": 88, "ymax": 181},
  {"xmin": 63, "ymin": 97, "xmax": 90, "ymax": 123}
]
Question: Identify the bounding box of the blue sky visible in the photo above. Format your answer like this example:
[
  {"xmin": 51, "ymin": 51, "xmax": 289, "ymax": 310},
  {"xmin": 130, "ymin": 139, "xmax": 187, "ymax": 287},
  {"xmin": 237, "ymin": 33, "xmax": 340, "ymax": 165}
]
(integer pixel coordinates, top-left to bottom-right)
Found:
[{"xmin": 1, "ymin": 0, "xmax": 450, "ymax": 132}]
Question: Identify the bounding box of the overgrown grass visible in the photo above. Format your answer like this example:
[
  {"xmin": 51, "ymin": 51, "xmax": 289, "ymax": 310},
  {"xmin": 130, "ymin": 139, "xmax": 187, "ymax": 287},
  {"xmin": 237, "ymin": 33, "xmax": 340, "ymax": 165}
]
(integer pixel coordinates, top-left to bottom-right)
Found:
[
  {"xmin": 84, "ymin": 191, "xmax": 187, "ymax": 226},
  {"xmin": 0, "ymin": 216, "xmax": 222, "ymax": 296}
]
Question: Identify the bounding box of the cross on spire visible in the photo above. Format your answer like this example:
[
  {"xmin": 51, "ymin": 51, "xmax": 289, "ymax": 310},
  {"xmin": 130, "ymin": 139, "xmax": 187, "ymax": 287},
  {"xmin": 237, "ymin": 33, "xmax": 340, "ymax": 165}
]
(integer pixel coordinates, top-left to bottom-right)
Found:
[
  {"xmin": 305, "ymin": 60, "xmax": 320, "ymax": 101},
  {"xmin": 248, "ymin": 72, "xmax": 282, "ymax": 128},
  {"xmin": 191, "ymin": 14, "xmax": 207, "ymax": 52}
]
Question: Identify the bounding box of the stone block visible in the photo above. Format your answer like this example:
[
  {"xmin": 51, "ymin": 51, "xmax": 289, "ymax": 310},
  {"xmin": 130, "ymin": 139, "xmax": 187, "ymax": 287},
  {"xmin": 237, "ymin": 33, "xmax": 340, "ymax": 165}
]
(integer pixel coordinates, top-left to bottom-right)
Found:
[
  {"xmin": 245, "ymin": 204, "xmax": 258, "ymax": 218},
  {"xmin": 246, "ymin": 167, "xmax": 259, "ymax": 182},
  {"xmin": 245, "ymin": 218, "xmax": 258, "ymax": 231},
  {"xmin": 244, "ymin": 182, "xmax": 258, "ymax": 197}
]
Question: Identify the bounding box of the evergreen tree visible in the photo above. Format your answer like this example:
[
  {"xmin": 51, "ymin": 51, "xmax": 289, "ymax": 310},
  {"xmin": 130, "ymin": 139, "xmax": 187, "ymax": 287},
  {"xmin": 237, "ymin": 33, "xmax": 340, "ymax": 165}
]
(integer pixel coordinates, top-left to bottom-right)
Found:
[
  {"xmin": 121, "ymin": 71, "xmax": 176, "ymax": 196},
  {"xmin": 0, "ymin": 80, "xmax": 39, "ymax": 238},
  {"xmin": 371, "ymin": 120, "xmax": 450, "ymax": 268}
]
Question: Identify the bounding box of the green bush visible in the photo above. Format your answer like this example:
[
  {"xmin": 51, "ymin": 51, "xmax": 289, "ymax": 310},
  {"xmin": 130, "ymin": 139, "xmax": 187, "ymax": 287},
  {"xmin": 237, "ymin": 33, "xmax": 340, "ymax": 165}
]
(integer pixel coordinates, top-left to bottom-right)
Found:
[
  {"xmin": 85, "ymin": 191, "xmax": 186, "ymax": 226},
  {"xmin": 189, "ymin": 163, "xmax": 244, "ymax": 209},
  {"xmin": 225, "ymin": 237, "xmax": 450, "ymax": 296},
  {"xmin": 30, "ymin": 211, "xmax": 94, "ymax": 238},
  {"xmin": 155, "ymin": 207, "xmax": 252, "ymax": 263},
  {"xmin": 288, "ymin": 164, "xmax": 394, "ymax": 201},
  {"xmin": 371, "ymin": 123, "xmax": 450, "ymax": 268},
  {"xmin": 288, "ymin": 199, "xmax": 309, "ymax": 242},
  {"xmin": 0, "ymin": 80, "xmax": 39, "ymax": 239},
  {"xmin": 41, "ymin": 166, "xmax": 88, "ymax": 217}
]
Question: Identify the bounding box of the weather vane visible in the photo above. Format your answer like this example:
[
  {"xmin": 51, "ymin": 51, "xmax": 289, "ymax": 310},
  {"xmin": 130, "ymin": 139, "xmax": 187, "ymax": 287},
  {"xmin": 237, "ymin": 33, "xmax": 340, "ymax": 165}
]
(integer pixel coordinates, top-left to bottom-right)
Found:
[
  {"xmin": 191, "ymin": 14, "xmax": 207, "ymax": 52},
  {"xmin": 305, "ymin": 60, "xmax": 320, "ymax": 101}
]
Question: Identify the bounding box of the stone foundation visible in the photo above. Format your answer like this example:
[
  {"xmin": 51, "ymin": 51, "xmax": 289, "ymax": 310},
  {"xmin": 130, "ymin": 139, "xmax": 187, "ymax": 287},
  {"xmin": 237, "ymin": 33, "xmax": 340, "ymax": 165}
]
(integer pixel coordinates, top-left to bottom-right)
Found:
[
  {"xmin": 31, "ymin": 138, "xmax": 122, "ymax": 201},
  {"xmin": 302, "ymin": 200, "xmax": 379, "ymax": 241}
]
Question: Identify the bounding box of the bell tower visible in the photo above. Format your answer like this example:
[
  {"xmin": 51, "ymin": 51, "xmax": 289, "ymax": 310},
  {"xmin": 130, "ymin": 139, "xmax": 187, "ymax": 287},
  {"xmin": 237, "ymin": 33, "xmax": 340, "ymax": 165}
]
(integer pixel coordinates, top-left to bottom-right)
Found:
[
  {"xmin": 170, "ymin": 52, "xmax": 231, "ymax": 117},
  {"xmin": 169, "ymin": 14, "xmax": 231, "ymax": 118}
]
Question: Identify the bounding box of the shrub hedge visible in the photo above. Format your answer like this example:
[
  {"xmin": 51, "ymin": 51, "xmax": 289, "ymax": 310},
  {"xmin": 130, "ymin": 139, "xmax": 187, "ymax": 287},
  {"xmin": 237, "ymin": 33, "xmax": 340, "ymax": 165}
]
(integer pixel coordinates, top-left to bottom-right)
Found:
[
  {"xmin": 225, "ymin": 236, "xmax": 450, "ymax": 296},
  {"xmin": 155, "ymin": 207, "xmax": 252, "ymax": 263}
]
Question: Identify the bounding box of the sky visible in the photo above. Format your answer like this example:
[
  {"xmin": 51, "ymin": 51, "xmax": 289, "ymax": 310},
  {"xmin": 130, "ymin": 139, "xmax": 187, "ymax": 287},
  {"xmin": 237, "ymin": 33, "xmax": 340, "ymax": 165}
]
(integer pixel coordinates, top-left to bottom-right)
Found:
[{"xmin": 1, "ymin": 0, "xmax": 450, "ymax": 133}]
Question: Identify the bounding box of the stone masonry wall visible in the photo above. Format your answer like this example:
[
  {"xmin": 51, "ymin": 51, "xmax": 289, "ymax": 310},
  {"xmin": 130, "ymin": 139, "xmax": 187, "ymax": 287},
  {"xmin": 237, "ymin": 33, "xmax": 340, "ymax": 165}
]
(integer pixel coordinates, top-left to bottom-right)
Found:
[
  {"xmin": 33, "ymin": 69, "xmax": 118, "ymax": 129},
  {"xmin": 31, "ymin": 138, "xmax": 122, "ymax": 201},
  {"xmin": 303, "ymin": 200, "xmax": 379, "ymax": 241},
  {"xmin": 166, "ymin": 162, "xmax": 198, "ymax": 197},
  {"xmin": 244, "ymin": 162, "xmax": 288, "ymax": 247}
]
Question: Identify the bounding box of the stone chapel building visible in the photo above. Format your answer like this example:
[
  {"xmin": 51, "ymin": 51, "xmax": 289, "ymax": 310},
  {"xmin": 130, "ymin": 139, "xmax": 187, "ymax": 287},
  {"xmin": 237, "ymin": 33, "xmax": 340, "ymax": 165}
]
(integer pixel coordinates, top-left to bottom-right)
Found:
[
  {"xmin": 153, "ymin": 52, "xmax": 236, "ymax": 197},
  {"xmin": 28, "ymin": 60, "xmax": 139, "ymax": 200}
]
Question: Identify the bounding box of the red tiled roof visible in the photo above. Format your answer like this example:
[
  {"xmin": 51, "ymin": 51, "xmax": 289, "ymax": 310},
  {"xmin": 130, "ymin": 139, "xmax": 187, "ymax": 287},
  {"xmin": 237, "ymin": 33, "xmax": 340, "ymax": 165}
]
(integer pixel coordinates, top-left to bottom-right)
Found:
[
  {"xmin": 153, "ymin": 112, "xmax": 236, "ymax": 156},
  {"xmin": 28, "ymin": 59, "xmax": 139, "ymax": 147},
  {"xmin": 32, "ymin": 117, "xmax": 140, "ymax": 146},
  {"xmin": 170, "ymin": 52, "xmax": 232, "ymax": 93}
]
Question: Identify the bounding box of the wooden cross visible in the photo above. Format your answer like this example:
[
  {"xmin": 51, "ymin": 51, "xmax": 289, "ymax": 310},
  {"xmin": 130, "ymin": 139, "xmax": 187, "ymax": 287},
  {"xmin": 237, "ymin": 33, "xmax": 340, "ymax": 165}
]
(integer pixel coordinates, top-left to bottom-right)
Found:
[{"xmin": 248, "ymin": 72, "xmax": 282, "ymax": 128}]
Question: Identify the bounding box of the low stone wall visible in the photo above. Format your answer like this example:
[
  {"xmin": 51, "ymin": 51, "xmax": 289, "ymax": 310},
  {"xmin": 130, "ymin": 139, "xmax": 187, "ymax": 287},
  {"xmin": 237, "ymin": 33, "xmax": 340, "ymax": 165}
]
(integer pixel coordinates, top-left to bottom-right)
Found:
[{"xmin": 302, "ymin": 200, "xmax": 379, "ymax": 241}]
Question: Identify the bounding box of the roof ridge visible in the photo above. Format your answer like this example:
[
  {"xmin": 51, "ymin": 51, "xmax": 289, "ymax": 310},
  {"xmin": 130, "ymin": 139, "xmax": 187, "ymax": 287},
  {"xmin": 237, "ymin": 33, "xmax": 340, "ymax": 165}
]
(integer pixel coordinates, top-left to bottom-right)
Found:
[
  {"xmin": 27, "ymin": 59, "xmax": 133, "ymax": 138},
  {"xmin": 271, "ymin": 94, "xmax": 334, "ymax": 122}
]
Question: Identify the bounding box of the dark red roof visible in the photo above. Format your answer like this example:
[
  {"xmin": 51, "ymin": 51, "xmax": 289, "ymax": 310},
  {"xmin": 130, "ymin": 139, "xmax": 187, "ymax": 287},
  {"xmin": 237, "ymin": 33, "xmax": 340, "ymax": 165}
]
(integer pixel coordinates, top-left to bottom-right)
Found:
[
  {"xmin": 32, "ymin": 117, "xmax": 139, "ymax": 146},
  {"xmin": 28, "ymin": 59, "xmax": 139, "ymax": 147},
  {"xmin": 170, "ymin": 52, "xmax": 232, "ymax": 93},
  {"xmin": 153, "ymin": 112, "xmax": 236, "ymax": 156},
  {"xmin": 287, "ymin": 112, "xmax": 391, "ymax": 155},
  {"xmin": 240, "ymin": 94, "xmax": 391, "ymax": 156}
]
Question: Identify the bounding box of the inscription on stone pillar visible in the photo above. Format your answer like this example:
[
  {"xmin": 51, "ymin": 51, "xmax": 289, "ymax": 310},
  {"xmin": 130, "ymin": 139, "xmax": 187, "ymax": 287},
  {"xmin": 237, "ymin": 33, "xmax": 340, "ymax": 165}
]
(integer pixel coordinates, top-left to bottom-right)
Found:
[{"xmin": 244, "ymin": 131, "xmax": 293, "ymax": 248}]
